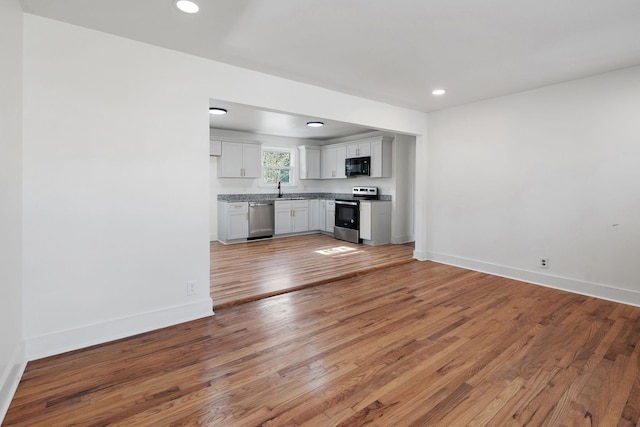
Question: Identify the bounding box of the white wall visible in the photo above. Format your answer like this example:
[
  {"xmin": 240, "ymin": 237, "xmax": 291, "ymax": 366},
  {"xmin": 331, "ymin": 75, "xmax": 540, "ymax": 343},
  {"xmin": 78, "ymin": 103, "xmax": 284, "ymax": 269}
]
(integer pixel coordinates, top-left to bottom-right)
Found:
[
  {"xmin": 22, "ymin": 15, "xmax": 427, "ymax": 360},
  {"xmin": 0, "ymin": 0, "xmax": 25, "ymax": 422},
  {"xmin": 424, "ymin": 66, "xmax": 640, "ymax": 305},
  {"xmin": 23, "ymin": 15, "xmax": 213, "ymax": 359}
]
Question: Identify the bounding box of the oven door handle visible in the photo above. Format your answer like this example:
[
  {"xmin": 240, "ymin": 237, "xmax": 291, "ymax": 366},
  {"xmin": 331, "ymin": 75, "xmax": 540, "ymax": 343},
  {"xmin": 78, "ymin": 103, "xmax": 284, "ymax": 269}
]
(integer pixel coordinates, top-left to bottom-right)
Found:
[{"xmin": 335, "ymin": 200, "xmax": 359, "ymax": 206}]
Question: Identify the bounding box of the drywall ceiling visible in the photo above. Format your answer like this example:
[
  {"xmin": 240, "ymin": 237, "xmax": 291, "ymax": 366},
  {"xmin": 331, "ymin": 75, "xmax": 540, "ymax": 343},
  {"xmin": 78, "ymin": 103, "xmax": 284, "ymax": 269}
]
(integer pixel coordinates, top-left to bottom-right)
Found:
[
  {"xmin": 21, "ymin": 0, "xmax": 640, "ymax": 112},
  {"xmin": 209, "ymin": 100, "xmax": 377, "ymax": 141}
]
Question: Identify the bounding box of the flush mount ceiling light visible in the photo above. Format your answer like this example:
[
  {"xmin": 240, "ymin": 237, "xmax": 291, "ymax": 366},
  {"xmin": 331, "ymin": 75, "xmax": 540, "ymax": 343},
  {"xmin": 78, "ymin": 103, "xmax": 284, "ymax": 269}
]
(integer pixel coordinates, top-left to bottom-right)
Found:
[
  {"xmin": 174, "ymin": 0, "xmax": 199, "ymax": 14},
  {"xmin": 306, "ymin": 121, "xmax": 324, "ymax": 128},
  {"xmin": 432, "ymin": 89, "xmax": 446, "ymax": 96},
  {"xmin": 209, "ymin": 108, "xmax": 227, "ymax": 115}
]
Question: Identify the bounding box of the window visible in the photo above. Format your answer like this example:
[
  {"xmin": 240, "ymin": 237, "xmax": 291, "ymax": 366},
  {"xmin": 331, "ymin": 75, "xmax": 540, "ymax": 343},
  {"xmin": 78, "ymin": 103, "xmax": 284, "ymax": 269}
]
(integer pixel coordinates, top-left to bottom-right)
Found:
[{"xmin": 262, "ymin": 148, "xmax": 293, "ymax": 185}]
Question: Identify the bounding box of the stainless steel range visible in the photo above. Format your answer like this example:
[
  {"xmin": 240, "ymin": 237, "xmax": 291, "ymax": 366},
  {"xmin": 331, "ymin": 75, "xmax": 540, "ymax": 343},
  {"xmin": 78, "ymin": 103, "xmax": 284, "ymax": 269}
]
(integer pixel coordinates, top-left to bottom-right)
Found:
[{"xmin": 334, "ymin": 186, "xmax": 379, "ymax": 244}]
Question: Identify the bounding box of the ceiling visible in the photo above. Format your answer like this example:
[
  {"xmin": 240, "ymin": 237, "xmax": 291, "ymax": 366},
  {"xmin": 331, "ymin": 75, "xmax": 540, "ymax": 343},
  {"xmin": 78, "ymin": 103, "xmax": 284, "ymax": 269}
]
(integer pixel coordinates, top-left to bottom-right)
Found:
[
  {"xmin": 21, "ymin": 0, "xmax": 640, "ymax": 137},
  {"xmin": 208, "ymin": 100, "xmax": 377, "ymax": 141}
]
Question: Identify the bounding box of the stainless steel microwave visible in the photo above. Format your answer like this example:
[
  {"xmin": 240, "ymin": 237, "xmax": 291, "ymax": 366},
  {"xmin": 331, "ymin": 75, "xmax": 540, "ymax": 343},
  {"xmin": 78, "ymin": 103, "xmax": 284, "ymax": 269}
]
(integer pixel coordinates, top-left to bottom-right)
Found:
[{"xmin": 345, "ymin": 156, "xmax": 370, "ymax": 177}]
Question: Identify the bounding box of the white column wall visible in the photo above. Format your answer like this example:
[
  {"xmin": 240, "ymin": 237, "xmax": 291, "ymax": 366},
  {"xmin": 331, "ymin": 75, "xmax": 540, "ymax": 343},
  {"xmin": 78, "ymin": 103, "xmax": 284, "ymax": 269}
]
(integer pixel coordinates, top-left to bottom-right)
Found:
[
  {"xmin": 0, "ymin": 0, "xmax": 25, "ymax": 422},
  {"xmin": 425, "ymin": 66, "xmax": 640, "ymax": 305},
  {"xmin": 22, "ymin": 16, "xmax": 214, "ymax": 359},
  {"xmin": 22, "ymin": 15, "xmax": 427, "ymax": 360},
  {"xmin": 391, "ymin": 134, "xmax": 416, "ymax": 244}
]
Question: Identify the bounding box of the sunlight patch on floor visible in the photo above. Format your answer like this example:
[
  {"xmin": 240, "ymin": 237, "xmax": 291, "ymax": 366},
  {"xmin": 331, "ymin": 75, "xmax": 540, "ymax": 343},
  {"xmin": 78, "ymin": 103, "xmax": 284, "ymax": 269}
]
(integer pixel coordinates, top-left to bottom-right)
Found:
[{"xmin": 315, "ymin": 246, "xmax": 357, "ymax": 256}]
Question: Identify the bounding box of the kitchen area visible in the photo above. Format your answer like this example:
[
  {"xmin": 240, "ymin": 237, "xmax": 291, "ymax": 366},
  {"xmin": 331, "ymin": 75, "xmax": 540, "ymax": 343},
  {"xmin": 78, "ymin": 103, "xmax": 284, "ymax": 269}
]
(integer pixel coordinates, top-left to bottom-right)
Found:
[
  {"xmin": 215, "ymin": 133, "xmax": 396, "ymax": 247},
  {"xmin": 209, "ymin": 102, "xmax": 416, "ymax": 248},
  {"xmin": 208, "ymin": 101, "xmax": 417, "ymax": 307}
]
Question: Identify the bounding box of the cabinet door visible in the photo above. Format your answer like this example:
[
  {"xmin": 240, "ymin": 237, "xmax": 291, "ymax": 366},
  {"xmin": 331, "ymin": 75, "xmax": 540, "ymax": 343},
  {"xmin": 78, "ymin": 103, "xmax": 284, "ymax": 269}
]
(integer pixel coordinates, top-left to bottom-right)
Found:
[
  {"xmin": 346, "ymin": 144, "xmax": 359, "ymax": 158},
  {"xmin": 227, "ymin": 211, "xmax": 249, "ymax": 239},
  {"xmin": 299, "ymin": 146, "xmax": 321, "ymax": 179},
  {"xmin": 325, "ymin": 201, "xmax": 335, "ymax": 233},
  {"xmin": 292, "ymin": 207, "xmax": 309, "ymax": 232},
  {"xmin": 321, "ymin": 147, "xmax": 337, "ymax": 179},
  {"xmin": 308, "ymin": 200, "xmax": 320, "ymax": 230},
  {"xmin": 370, "ymin": 138, "xmax": 392, "ymax": 178},
  {"xmin": 347, "ymin": 141, "xmax": 371, "ymax": 158},
  {"xmin": 218, "ymin": 142, "xmax": 244, "ymax": 177},
  {"xmin": 359, "ymin": 201, "xmax": 372, "ymax": 240},
  {"xmin": 335, "ymin": 146, "xmax": 347, "ymax": 179},
  {"xmin": 242, "ymin": 143, "xmax": 262, "ymax": 178},
  {"xmin": 274, "ymin": 201, "xmax": 292, "ymax": 235},
  {"xmin": 291, "ymin": 200, "xmax": 309, "ymax": 232},
  {"xmin": 358, "ymin": 142, "xmax": 371, "ymax": 157},
  {"xmin": 316, "ymin": 200, "xmax": 326, "ymax": 231},
  {"xmin": 209, "ymin": 140, "xmax": 222, "ymax": 156}
]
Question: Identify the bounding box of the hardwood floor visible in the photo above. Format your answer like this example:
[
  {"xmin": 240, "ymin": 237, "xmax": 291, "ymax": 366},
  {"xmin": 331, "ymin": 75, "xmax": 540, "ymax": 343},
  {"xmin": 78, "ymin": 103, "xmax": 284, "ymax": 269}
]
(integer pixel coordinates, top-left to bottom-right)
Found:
[
  {"xmin": 6, "ymin": 261, "xmax": 640, "ymax": 426},
  {"xmin": 210, "ymin": 233, "xmax": 415, "ymax": 308}
]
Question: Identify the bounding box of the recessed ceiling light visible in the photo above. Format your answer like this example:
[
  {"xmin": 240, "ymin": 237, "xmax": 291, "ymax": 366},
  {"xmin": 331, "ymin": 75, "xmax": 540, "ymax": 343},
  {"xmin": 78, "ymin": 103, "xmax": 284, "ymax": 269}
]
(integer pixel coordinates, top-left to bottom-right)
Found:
[
  {"xmin": 209, "ymin": 108, "xmax": 227, "ymax": 115},
  {"xmin": 306, "ymin": 121, "xmax": 324, "ymax": 128},
  {"xmin": 175, "ymin": 0, "xmax": 199, "ymax": 14},
  {"xmin": 432, "ymin": 89, "xmax": 446, "ymax": 96}
]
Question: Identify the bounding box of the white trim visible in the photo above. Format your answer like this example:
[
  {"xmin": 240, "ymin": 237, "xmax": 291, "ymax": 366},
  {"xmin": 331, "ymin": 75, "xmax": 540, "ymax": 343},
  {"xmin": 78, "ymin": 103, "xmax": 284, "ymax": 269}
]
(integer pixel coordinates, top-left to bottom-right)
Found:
[
  {"xmin": 413, "ymin": 249, "xmax": 429, "ymax": 261},
  {"xmin": 392, "ymin": 235, "xmax": 414, "ymax": 245},
  {"xmin": 424, "ymin": 251, "xmax": 640, "ymax": 307},
  {"xmin": 0, "ymin": 343, "xmax": 26, "ymax": 425},
  {"xmin": 25, "ymin": 298, "xmax": 214, "ymax": 361}
]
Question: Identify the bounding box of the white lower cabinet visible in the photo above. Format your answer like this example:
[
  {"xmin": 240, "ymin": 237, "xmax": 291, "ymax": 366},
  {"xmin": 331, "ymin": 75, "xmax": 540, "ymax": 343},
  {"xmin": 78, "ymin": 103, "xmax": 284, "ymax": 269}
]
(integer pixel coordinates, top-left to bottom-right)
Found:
[
  {"xmin": 359, "ymin": 201, "xmax": 391, "ymax": 245},
  {"xmin": 275, "ymin": 200, "xmax": 309, "ymax": 234},
  {"xmin": 324, "ymin": 200, "xmax": 335, "ymax": 233},
  {"xmin": 309, "ymin": 199, "xmax": 324, "ymax": 230},
  {"xmin": 218, "ymin": 202, "xmax": 249, "ymax": 242}
]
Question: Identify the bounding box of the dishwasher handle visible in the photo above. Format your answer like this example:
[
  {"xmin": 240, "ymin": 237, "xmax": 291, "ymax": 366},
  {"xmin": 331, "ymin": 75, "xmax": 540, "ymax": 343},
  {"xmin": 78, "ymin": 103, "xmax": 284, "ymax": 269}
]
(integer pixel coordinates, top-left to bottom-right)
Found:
[{"xmin": 249, "ymin": 201, "xmax": 274, "ymax": 207}]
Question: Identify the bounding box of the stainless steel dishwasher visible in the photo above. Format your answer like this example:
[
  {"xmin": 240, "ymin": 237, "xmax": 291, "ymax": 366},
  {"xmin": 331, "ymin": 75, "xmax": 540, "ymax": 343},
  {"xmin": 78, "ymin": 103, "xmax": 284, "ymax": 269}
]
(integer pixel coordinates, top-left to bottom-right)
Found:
[{"xmin": 248, "ymin": 201, "xmax": 274, "ymax": 239}]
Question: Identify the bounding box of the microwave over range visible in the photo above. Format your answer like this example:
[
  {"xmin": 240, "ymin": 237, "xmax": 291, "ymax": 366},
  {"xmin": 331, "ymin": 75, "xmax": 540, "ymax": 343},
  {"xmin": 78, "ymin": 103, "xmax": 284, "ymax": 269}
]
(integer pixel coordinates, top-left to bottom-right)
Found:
[{"xmin": 345, "ymin": 156, "xmax": 370, "ymax": 177}]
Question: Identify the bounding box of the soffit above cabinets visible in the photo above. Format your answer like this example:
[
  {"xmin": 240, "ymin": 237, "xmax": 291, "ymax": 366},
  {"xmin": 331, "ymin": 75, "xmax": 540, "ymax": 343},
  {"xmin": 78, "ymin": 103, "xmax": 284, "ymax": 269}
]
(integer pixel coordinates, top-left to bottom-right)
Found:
[{"xmin": 208, "ymin": 100, "xmax": 377, "ymax": 141}]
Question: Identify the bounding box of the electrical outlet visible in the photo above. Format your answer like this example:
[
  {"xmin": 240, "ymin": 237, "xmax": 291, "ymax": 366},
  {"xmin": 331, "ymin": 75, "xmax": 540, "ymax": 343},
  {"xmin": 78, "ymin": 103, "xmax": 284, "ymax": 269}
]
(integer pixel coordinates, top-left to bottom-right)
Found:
[
  {"xmin": 540, "ymin": 258, "xmax": 549, "ymax": 269},
  {"xmin": 187, "ymin": 280, "xmax": 197, "ymax": 296}
]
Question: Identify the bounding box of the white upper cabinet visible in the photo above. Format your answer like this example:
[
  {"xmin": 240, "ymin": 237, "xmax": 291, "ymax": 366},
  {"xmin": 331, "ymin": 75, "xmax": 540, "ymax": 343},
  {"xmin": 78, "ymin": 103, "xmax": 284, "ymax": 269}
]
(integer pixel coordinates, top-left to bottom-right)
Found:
[
  {"xmin": 321, "ymin": 145, "xmax": 346, "ymax": 179},
  {"xmin": 218, "ymin": 141, "xmax": 262, "ymax": 178},
  {"xmin": 298, "ymin": 145, "xmax": 321, "ymax": 179},
  {"xmin": 370, "ymin": 136, "xmax": 392, "ymax": 178},
  {"xmin": 209, "ymin": 140, "xmax": 222, "ymax": 156},
  {"xmin": 346, "ymin": 140, "xmax": 371, "ymax": 158}
]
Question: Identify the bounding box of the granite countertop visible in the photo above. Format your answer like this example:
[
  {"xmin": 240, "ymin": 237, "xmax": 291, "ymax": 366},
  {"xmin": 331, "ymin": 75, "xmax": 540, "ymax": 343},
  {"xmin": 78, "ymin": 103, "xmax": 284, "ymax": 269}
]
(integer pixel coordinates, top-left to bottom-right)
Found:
[{"xmin": 218, "ymin": 193, "xmax": 392, "ymax": 202}]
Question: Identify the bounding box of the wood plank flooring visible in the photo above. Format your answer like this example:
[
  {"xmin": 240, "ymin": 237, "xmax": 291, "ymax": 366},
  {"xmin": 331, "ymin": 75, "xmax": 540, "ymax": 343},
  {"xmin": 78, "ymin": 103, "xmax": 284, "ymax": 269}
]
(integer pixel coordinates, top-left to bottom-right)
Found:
[
  {"xmin": 6, "ymin": 261, "xmax": 640, "ymax": 426},
  {"xmin": 210, "ymin": 233, "xmax": 415, "ymax": 308}
]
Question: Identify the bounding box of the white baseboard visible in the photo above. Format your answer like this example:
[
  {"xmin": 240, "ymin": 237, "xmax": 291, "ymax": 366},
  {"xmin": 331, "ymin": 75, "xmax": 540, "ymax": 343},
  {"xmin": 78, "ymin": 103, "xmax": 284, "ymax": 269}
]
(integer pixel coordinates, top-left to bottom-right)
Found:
[
  {"xmin": 0, "ymin": 342, "xmax": 26, "ymax": 425},
  {"xmin": 413, "ymin": 249, "xmax": 429, "ymax": 261},
  {"xmin": 25, "ymin": 298, "xmax": 214, "ymax": 361},
  {"xmin": 392, "ymin": 234, "xmax": 414, "ymax": 244},
  {"xmin": 424, "ymin": 251, "xmax": 640, "ymax": 307}
]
